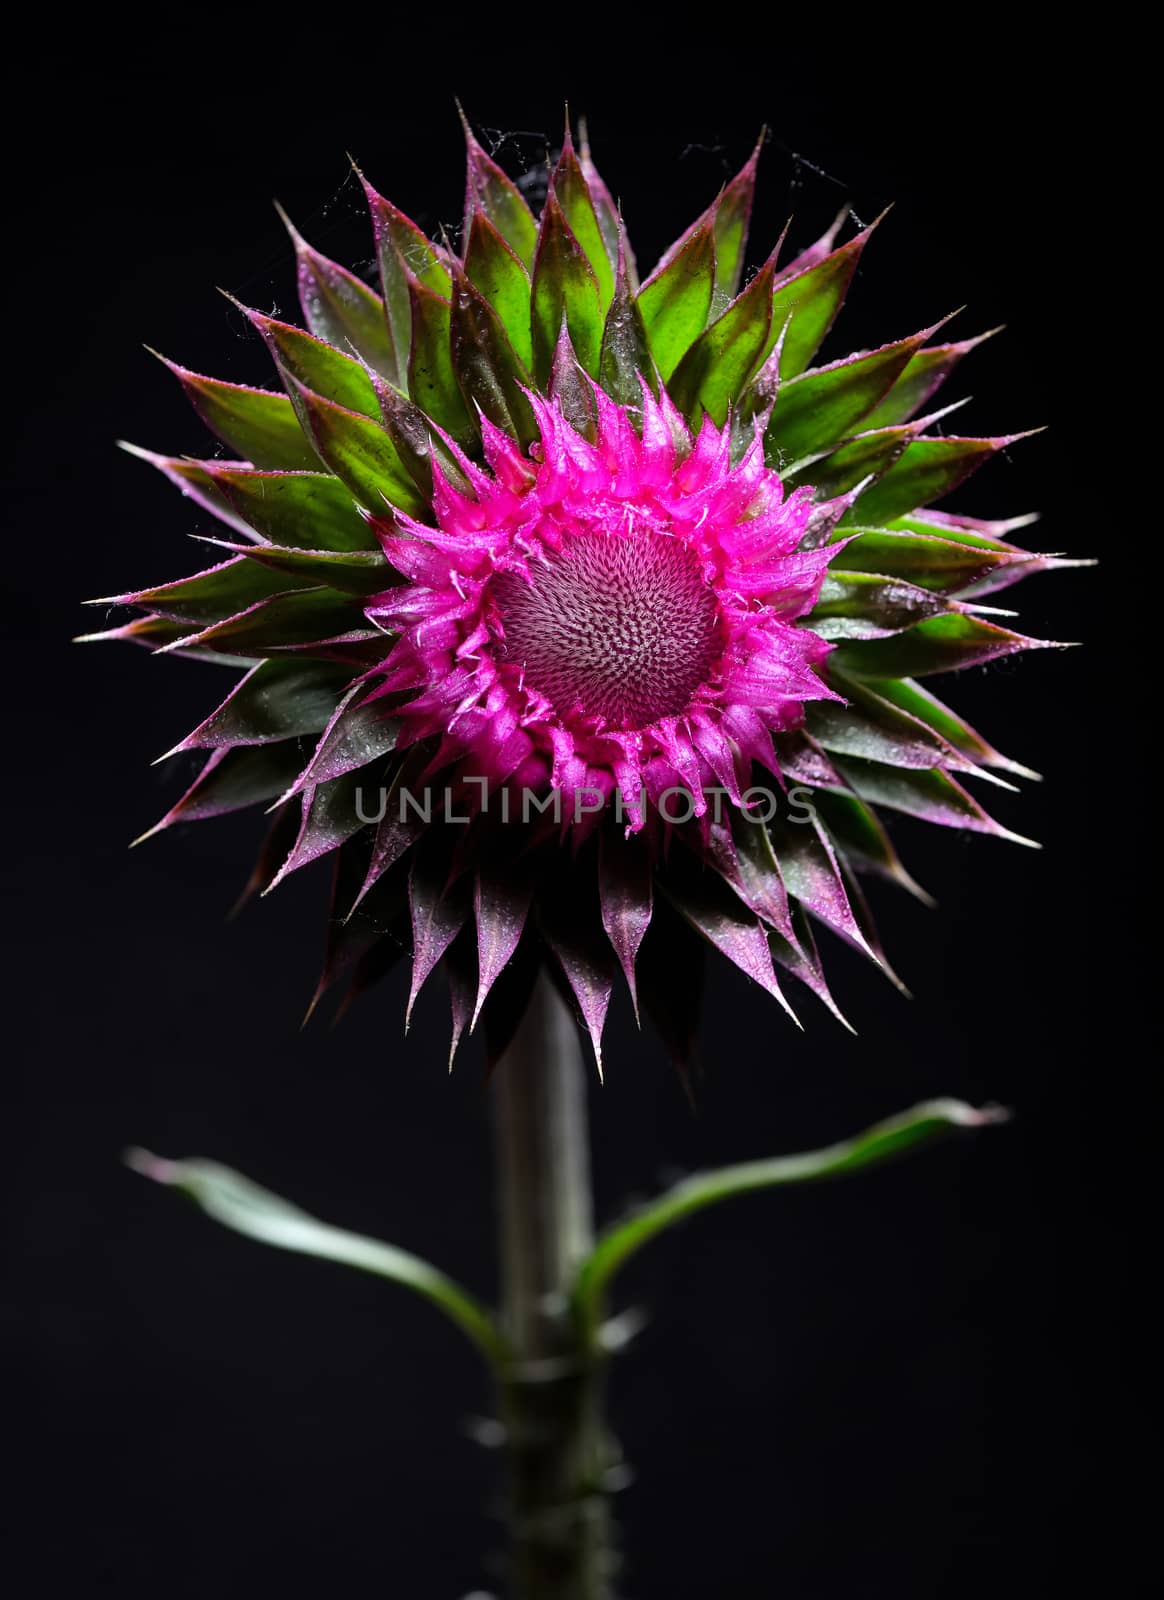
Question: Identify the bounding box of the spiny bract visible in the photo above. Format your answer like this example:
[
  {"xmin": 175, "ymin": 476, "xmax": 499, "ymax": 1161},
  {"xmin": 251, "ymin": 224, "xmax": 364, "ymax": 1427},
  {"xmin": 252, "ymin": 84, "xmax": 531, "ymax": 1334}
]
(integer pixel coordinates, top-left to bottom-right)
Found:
[{"xmin": 90, "ymin": 116, "xmax": 1075, "ymax": 1073}]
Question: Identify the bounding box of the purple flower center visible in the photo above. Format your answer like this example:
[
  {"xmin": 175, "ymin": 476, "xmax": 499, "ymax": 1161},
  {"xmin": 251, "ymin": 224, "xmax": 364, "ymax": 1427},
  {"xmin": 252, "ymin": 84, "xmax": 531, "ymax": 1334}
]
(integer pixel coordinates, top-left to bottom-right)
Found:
[{"xmin": 491, "ymin": 529, "xmax": 722, "ymax": 730}]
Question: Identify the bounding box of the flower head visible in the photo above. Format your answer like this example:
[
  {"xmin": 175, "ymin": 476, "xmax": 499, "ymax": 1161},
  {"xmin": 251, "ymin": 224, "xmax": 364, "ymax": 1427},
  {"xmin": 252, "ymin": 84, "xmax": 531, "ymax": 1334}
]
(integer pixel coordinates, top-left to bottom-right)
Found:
[
  {"xmin": 368, "ymin": 386, "xmax": 837, "ymax": 831},
  {"xmin": 89, "ymin": 118, "xmax": 1077, "ymax": 1071}
]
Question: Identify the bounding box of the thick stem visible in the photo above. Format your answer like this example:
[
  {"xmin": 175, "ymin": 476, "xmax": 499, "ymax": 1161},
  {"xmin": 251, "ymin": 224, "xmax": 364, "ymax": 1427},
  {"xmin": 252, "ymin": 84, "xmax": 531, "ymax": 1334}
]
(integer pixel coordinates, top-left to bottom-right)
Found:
[{"xmin": 492, "ymin": 971, "xmax": 616, "ymax": 1600}]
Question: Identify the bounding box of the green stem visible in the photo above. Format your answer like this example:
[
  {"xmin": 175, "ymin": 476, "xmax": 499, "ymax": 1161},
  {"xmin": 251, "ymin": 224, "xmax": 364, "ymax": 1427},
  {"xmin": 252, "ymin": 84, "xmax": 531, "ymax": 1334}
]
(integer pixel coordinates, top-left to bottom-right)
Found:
[{"xmin": 491, "ymin": 971, "xmax": 616, "ymax": 1600}]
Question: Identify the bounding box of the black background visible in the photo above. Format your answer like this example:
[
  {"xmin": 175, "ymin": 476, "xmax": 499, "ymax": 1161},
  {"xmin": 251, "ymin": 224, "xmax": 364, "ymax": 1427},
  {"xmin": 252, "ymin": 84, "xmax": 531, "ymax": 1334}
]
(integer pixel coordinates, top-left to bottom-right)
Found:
[{"xmin": 5, "ymin": 36, "xmax": 1147, "ymax": 1600}]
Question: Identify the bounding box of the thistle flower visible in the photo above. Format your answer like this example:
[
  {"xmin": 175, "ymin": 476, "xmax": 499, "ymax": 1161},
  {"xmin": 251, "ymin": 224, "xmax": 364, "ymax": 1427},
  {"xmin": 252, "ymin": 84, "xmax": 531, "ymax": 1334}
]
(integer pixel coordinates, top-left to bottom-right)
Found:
[{"xmin": 90, "ymin": 117, "xmax": 1073, "ymax": 1071}]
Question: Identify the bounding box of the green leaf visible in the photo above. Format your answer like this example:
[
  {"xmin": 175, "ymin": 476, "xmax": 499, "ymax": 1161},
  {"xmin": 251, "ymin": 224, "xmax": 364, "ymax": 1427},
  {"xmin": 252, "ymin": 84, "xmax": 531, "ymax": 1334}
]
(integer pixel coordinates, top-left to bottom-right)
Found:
[
  {"xmin": 709, "ymin": 136, "xmax": 762, "ymax": 311},
  {"xmin": 459, "ymin": 110, "xmax": 539, "ymax": 270},
  {"xmin": 668, "ymin": 256, "xmax": 776, "ymax": 426},
  {"xmin": 827, "ymin": 526, "xmax": 1029, "ymax": 594},
  {"xmin": 361, "ymin": 173, "xmax": 451, "ymax": 389},
  {"xmin": 808, "ymin": 571, "xmax": 957, "ymax": 640},
  {"xmin": 552, "ymin": 134, "xmax": 615, "ymax": 309},
  {"xmin": 407, "ymin": 281, "xmax": 473, "ymax": 436},
  {"xmin": 266, "ymin": 770, "xmax": 371, "ymax": 889},
  {"xmin": 286, "ymin": 379, "xmax": 428, "ymax": 516},
  {"xmin": 463, "ymin": 209, "xmax": 534, "ymax": 369},
  {"xmin": 811, "ymin": 789, "xmax": 933, "ymax": 901},
  {"xmin": 135, "ymin": 744, "xmax": 310, "ymax": 839},
  {"xmin": 808, "ymin": 674, "xmax": 966, "ymax": 769},
  {"xmin": 197, "ymin": 466, "xmax": 375, "ymax": 552},
  {"xmin": 599, "ymin": 230, "xmax": 653, "ymax": 407},
  {"xmin": 530, "ymin": 192, "xmax": 604, "ymax": 384},
  {"xmin": 449, "ymin": 264, "xmax": 536, "ymax": 443},
  {"xmin": 172, "ymin": 657, "xmax": 353, "ymax": 751},
  {"xmin": 636, "ymin": 221, "xmax": 716, "ymax": 382},
  {"xmin": 767, "ymin": 217, "xmax": 880, "ymax": 379},
  {"xmin": 370, "ymin": 378, "xmax": 440, "ymax": 496},
  {"xmin": 156, "ymin": 356, "xmax": 319, "ymax": 470},
  {"xmin": 126, "ymin": 1149, "xmax": 506, "ymax": 1364},
  {"xmin": 829, "ymin": 754, "xmax": 1034, "ymax": 842},
  {"xmin": 243, "ymin": 305, "xmax": 381, "ymax": 419},
  {"xmin": 578, "ymin": 121, "xmax": 630, "ymax": 285},
  {"xmin": 848, "ymin": 434, "xmax": 1033, "ymax": 526},
  {"xmin": 291, "ymin": 684, "xmax": 400, "ymax": 793},
  {"xmin": 833, "ymin": 613, "xmax": 1056, "ymax": 678},
  {"xmin": 279, "ymin": 205, "xmax": 396, "ymax": 380},
  {"xmin": 860, "ymin": 328, "xmax": 997, "ymax": 430},
  {"xmin": 573, "ymin": 1099, "xmax": 1008, "ymax": 1333},
  {"xmin": 783, "ymin": 424, "xmax": 912, "ymax": 497},
  {"xmin": 659, "ymin": 853, "xmax": 795, "ymax": 1021},
  {"xmin": 116, "ymin": 445, "xmax": 256, "ymax": 538},
  {"xmin": 869, "ymin": 677, "xmax": 1038, "ymax": 780},
  {"xmin": 157, "ymin": 587, "xmax": 372, "ymax": 658},
  {"xmin": 549, "ymin": 322, "xmax": 598, "ymax": 440},
  {"xmin": 101, "ymin": 557, "xmax": 313, "ymax": 624},
  {"xmin": 765, "ymin": 329, "xmax": 931, "ymax": 465},
  {"xmin": 220, "ymin": 541, "xmax": 392, "ymax": 596}
]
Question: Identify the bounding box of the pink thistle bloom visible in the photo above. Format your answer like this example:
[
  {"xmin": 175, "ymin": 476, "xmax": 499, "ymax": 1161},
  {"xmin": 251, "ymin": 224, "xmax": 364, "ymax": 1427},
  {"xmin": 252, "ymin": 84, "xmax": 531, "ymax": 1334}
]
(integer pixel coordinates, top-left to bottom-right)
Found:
[
  {"xmin": 366, "ymin": 384, "xmax": 840, "ymax": 833},
  {"xmin": 96, "ymin": 117, "xmax": 1075, "ymax": 1063}
]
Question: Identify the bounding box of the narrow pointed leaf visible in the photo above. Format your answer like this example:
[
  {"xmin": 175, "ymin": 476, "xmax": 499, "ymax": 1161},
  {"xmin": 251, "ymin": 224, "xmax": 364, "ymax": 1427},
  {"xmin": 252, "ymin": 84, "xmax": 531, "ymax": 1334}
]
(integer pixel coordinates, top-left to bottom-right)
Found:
[
  {"xmin": 811, "ymin": 788, "xmax": 932, "ymax": 901},
  {"xmin": 573, "ymin": 1100, "xmax": 1008, "ymax": 1332},
  {"xmin": 767, "ymin": 220, "xmax": 879, "ymax": 378},
  {"xmin": 290, "ymin": 684, "xmax": 400, "ymax": 794},
  {"xmin": 552, "ymin": 135, "xmax": 615, "ymax": 307},
  {"xmin": 861, "ymin": 329, "xmax": 998, "ymax": 430},
  {"xmin": 661, "ymin": 853, "xmax": 798, "ymax": 1022},
  {"xmin": 831, "ymin": 755, "xmax": 1032, "ymax": 842},
  {"xmin": 460, "ymin": 114, "xmax": 539, "ymax": 270},
  {"xmin": 530, "ymin": 193, "xmax": 603, "ymax": 383},
  {"xmin": 138, "ymin": 744, "xmax": 309, "ymax": 838},
  {"xmin": 407, "ymin": 843, "xmax": 471, "ymax": 1027},
  {"xmin": 464, "ymin": 209, "xmax": 534, "ymax": 369},
  {"xmin": 636, "ymin": 221, "xmax": 716, "ymax": 382},
  {"xmin": 828, "ymin": 526, "xmax": 1034, "ymax": 594},
  {"xmin": 245, "ymin": 307, "xmax": 381, "ymax": 418},
  {"xmin": 105, "ymin": 557, "xmax": 312, "ymax": 624},
  {"xmin": 370, "ymin": 377, "xmax": 440, "ymax": 495},
  {"xmin": 541, "ymin": 885, "xmax": 616, "ymax": 1075},
  {"xmin": 126, "ymin": 1150, "xmax": 505, "ymax": 1363},
  {"xmin": 871, "ymin": 677, "xmax": 1037, "ymax": 778},
  {"xmin": 808, "ymin": 673, "xmax": 969, "ymax": 770},
  {"xmin": 765, "ymin": 329, "xmax": 932, "ymax": 464},
  {"xmin": 157, "ymin": 358, "xmax": 319, "ymax": 470},
  {"xmin": 117, "ymin": 445, "xmax": 254, "ymax": 538},
  {"xmin": 549, "ymin": 321, "xmax": 597, "ymax": 439},
  {"xmin": 281, "ymin": 207, "xmax": 396, "ymax": 379},
  {"xmin": 266, "ymin": 770, "xmax": 371, "ymax": 890},
  {"xmin": 473, "ymin": 862, "xmax": 534, "ymax": 1025},
  {"xmin": 598, "ymin": 826, "xmax": 653, "ymax": 1018},
  {"xmin": 407, "ymin": 281, "xmax": 473, "ymax": 436},
  {"xmin": 286, "ymin": 378, "xmax": 428, "ymax": 516},
  {"xmin": 848, "ymin": 434, "xmax": 1033, "ymax": 526},
  {"xmin": 669, "ymin": 255, "xmax": 776, "ymax": 425},
  {"xmin": 578, "ymin": 122, "xmax": 629, "ymax": 284},
  {"xmin": 157, "ymin": 589, "xmax": 372, "ymax": 658},
  {"xmin": 362, "ymin": 175, "xmax": 451, "ymax": 383},
  {"xmin": 170, "ymin": 658, "xmax": 352, "ymax": 752},
  {"xmin": 709, "ymin": 137, "xmax": 762, "ymax": 311},
  {"xmin": 834, "ymin": 614, "xmax": 1058, "ymax": 678},
  {"xmin": 784, "ymin": 424, "xmax": 913, "ymax": 497},
  {"xmin": 766, "ymin": 812, "xmax": 875, "ymax": 962},
  {"xmin": 727, "ymin": 809, "xmax": 796, "ymax": 943},
  {"xmin": 599, "ymin": 231, "xmax": 653, "ymax": 407},
  {"xmin": 449, "ymin": 264, "xmax": 536, "ymax": 441},
  {"xmin": 808, "ymin": 571, "xmax": 959, "ymax": 640},
  {"xmin": 219, "ymin": 542, "xmax": 391, "ymax": 597},
  {"xmin": 202, "ymin": 466, "xmax": 376, "ymax": 552}
]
